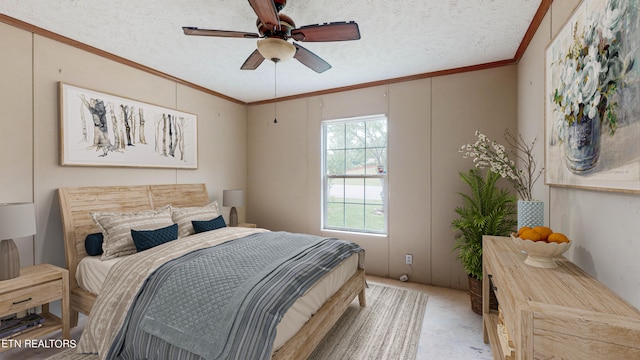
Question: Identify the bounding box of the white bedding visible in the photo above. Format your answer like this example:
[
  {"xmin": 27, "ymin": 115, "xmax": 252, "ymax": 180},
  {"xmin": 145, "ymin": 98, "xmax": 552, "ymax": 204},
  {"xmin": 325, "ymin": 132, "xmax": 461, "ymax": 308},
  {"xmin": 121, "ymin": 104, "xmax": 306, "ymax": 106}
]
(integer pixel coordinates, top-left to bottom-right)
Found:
[
  {"xmin": 77, "ymin": 255, "xmax": 122, "ymax": 295},
  {"xmin": 76, "ymin": 229, "xmax": 358, "ymax": 353}
]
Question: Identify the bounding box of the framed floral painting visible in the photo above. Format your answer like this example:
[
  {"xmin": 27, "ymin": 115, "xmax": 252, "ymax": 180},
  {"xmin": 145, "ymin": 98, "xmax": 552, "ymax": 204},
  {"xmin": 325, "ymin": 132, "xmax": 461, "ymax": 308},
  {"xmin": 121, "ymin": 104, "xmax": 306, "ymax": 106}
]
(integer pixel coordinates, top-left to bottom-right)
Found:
[
  {"xmin": 545, "ymin": 0, "xmax": 640, "ymax": 192},
  {"xmin": 60, "ymin": 83, "xmax": 198, "ymax": 169}
]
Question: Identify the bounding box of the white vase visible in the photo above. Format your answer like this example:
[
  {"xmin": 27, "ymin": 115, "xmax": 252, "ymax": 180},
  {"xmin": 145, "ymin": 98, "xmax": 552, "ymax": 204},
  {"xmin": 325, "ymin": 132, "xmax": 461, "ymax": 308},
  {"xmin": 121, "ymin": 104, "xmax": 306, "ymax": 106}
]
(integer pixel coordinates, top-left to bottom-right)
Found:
[{"xmin": 517, "ymin": 200, "xmax": 544, "ymax": 229}]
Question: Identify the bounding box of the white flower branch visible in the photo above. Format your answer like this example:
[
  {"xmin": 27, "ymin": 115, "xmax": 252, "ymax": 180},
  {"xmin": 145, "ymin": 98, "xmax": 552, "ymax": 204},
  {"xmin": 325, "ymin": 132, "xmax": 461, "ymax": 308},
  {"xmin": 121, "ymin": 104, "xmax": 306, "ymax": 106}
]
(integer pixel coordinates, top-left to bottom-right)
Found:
[{"xmin": 460, "ymin": 130, "xmax": 543, "ymax": 201}]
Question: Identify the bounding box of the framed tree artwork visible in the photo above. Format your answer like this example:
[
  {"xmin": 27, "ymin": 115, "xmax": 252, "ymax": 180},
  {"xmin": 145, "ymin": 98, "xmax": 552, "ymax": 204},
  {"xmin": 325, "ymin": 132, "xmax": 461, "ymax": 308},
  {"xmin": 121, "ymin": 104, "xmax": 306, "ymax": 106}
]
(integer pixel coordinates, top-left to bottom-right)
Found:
[
  {"xmin": 544, "ymin": 0, "xmax": 640, "ymax": 192},
  {"xmin": 59, "ymin": 82, "xmax": 198, "ymax": 169}
]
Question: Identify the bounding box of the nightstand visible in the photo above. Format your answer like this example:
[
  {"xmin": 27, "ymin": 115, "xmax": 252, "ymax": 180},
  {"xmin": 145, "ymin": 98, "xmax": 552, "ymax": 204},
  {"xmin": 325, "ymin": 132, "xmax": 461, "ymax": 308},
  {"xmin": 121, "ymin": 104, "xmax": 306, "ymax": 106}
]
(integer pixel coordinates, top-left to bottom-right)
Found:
[
  {"xmin": 237, "ymin": 223, "xmax": 256, "ymax": 228},
  {"xmin": 0, "ymin": 264, "xmax": 69, "ymax": 351}
]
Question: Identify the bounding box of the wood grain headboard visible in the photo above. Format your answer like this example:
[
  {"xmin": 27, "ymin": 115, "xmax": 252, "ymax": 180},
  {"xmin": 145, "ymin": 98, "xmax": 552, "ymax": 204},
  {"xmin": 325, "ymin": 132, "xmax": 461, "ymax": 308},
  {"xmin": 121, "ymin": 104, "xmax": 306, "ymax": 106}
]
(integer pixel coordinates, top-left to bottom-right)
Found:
[{"xmin": 57, "ymin": 183, "xmax": 209, "ymax": 321}]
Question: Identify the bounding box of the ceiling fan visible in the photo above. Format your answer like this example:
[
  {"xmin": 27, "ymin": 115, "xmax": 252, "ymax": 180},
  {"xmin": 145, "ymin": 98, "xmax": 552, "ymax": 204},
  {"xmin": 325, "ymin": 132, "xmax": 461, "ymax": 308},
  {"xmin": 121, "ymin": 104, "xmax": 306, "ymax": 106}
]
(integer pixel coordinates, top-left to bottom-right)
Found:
[{"xmin": 182, "ymin": 0, "xmax": 360, "ymax": 73}]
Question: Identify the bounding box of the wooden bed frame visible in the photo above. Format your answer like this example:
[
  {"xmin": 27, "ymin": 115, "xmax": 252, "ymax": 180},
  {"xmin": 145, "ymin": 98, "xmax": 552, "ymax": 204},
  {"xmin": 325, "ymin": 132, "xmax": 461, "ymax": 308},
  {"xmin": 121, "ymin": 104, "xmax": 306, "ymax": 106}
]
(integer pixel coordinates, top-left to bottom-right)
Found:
[{"xmin": 58, "ymin": 183, "xmax": 366, "ymax": 359}]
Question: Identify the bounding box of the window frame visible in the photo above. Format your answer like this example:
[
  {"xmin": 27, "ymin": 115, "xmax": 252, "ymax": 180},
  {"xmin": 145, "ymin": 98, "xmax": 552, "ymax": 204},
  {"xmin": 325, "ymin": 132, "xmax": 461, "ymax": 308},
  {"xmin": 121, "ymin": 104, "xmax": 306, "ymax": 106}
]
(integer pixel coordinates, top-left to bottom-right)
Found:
[{"xmin": 321, "ymin": 114, "xmax": 388, "ymax": 235}]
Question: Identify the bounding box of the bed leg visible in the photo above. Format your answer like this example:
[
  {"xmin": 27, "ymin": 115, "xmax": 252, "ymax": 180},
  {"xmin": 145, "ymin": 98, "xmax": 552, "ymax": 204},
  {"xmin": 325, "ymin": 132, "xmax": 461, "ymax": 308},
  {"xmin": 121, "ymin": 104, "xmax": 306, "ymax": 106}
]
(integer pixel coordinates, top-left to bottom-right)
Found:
[
  {"xmin": 358, "ymin": 287, "xmax": 366, "ymax": 307},
  {"xmin": 70, "ymin": 310, "xmax": 79, "ymax": 328}
]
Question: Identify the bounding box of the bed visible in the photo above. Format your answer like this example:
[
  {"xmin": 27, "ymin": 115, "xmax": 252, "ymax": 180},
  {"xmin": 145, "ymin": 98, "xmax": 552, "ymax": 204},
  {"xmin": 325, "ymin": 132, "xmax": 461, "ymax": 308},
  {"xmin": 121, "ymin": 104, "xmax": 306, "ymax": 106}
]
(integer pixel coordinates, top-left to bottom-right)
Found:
[{"xmin": 58, "ymin": 183, "xmax": 366, "ymax": 359}]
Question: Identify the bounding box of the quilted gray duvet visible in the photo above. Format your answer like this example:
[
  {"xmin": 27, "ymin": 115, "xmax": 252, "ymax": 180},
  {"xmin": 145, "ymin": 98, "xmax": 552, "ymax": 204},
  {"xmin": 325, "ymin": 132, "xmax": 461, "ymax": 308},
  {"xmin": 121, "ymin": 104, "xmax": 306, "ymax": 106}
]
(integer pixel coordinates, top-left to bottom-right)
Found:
[{"xmin": 78, "ymin": 228, "xmax": 361, "ymax": 360}]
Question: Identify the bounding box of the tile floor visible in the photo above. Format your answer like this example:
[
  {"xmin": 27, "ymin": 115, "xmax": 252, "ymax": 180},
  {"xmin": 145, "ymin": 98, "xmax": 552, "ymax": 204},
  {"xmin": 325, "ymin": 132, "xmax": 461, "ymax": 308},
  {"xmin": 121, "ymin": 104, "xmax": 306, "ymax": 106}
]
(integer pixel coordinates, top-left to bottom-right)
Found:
[{"xmin": 1, "ymin": 275, "xmax": 493, "ymax": 360}]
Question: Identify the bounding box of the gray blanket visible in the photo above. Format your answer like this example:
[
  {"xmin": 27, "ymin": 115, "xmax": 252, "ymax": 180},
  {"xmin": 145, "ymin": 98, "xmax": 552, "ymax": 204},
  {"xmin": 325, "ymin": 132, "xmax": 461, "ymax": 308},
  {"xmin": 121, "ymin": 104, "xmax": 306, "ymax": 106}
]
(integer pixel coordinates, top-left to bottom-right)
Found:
[{"xmin": 109, "ymin": 231, "xmax": 362, "ymax": 360}]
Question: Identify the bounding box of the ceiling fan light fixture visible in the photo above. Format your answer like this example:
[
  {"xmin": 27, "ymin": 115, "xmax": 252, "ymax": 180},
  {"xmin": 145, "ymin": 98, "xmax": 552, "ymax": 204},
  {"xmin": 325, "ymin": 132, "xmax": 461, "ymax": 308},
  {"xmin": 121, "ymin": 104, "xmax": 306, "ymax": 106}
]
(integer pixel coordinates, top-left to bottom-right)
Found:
[{"xmin": 257, "ymin": 38, "xmax": 296, "ymax": 63}]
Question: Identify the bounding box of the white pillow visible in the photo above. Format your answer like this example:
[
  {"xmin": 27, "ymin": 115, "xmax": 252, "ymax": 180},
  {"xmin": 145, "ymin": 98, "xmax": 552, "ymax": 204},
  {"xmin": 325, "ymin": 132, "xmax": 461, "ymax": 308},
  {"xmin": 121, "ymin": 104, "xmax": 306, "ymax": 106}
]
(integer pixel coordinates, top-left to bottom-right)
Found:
[
  {"xmin": 92, "ymin": 205, "xmax": 173, "ymax": 260},
  {"xmin": 171, "ymin": 201, "xmax": 220, "ymax": 238}
]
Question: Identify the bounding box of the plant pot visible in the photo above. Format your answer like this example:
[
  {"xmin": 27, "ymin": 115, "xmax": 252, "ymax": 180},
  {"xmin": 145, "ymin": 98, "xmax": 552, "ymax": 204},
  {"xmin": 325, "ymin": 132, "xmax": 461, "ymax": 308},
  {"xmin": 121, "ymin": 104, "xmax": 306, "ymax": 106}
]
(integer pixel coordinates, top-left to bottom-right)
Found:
[
  {"xmin": 565, "ymin": 113, "xmax": 601, "ymax": 174},
  {"xmin": 467, "ymin": 275, "xmax": 498, "ymax": 315},
  {"xmin": 517, "ymin": 200, "xmax": 544, "ymax": 229}
]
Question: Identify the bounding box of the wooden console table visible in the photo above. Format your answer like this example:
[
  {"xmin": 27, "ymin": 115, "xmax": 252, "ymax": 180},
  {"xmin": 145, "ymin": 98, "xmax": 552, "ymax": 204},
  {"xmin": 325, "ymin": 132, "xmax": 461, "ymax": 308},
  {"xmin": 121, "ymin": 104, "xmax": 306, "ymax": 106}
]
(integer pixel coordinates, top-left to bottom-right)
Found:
[{"xmin": 482, "ymin": 235, "xmax": 640, "ymax": 359}]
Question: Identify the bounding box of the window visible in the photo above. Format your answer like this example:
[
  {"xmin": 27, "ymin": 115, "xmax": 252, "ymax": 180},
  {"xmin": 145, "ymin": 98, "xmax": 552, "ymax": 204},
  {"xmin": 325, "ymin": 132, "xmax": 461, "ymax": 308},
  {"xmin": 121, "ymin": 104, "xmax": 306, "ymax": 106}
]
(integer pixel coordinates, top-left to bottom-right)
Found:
[{"xmin": 322, "ymin": 115, "xmax": 387, "ymax": 234}]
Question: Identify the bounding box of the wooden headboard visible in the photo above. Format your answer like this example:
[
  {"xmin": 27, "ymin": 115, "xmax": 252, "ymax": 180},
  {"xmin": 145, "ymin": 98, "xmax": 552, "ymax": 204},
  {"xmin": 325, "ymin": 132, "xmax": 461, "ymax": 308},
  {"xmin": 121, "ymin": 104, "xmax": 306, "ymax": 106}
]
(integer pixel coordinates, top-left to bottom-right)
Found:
[{"xmin": 57, "ymin": 183, "xmax": 209, "ymax": 321}]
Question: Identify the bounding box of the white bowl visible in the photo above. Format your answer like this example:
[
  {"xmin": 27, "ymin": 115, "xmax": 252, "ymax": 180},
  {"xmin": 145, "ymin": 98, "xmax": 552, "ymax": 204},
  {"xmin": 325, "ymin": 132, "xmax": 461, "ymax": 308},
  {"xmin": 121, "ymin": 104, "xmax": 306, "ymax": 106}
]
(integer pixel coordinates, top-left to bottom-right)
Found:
[{"xmin": 511, "ymin": 234, "xmax": 572, "ymax": 268}]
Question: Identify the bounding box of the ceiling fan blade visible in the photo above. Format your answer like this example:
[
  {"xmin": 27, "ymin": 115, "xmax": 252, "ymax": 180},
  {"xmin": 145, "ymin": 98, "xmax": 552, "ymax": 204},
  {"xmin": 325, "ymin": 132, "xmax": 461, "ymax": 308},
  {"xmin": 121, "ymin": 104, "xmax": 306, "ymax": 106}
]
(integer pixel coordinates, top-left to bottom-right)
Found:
[
  {"xmin": 241, "ymin": 49, "xmax": 266, "ymax": 70},
  {"xmin": 248, "ymin": 0, "xmax": 280, "ymax": 30},
  {"xmin": 293, "ymin": 43, "xmax": 331, "ymax": 73},
  {"xmin": 183, "ymin": 27, "xmax": 260, "ymax": 38},
  {"xmin": 291, "ymin": 22, "xmax": 360, "ymax": 42}
]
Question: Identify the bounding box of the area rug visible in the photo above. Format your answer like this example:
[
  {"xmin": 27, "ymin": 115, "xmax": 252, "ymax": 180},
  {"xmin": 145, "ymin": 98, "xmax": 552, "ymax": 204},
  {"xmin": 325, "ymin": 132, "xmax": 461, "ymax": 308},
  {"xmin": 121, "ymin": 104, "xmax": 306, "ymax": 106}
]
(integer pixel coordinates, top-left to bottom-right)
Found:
[
  {"xmin": 308, "ymin": 284, "xmax": 428, "ymax": 360},
  {"xmin": 46, "ymin": 284, "xmax": 427, "ymax": 360}
]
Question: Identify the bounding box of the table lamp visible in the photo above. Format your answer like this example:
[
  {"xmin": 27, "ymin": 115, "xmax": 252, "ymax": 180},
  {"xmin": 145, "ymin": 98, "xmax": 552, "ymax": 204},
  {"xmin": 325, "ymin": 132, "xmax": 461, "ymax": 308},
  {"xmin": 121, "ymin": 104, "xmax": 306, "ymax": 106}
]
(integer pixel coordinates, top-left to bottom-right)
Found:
[
  {"xmin": 223, "ymin": 190, "xmax": 244, "ymax": 227},
  {"xmin": 0, "ymin": 203, "xmax": 36, "ymax": 281}
]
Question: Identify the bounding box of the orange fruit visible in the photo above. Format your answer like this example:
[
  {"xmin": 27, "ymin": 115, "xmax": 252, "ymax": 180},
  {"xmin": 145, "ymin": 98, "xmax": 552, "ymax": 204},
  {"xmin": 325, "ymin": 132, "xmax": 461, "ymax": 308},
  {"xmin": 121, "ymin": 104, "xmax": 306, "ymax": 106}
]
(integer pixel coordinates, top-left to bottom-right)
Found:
[
  {"xmin": 519, "ymin": 229, "xmax": 542, "ymax": 242},
  {"xmin": 532, "ymin": 226, "xmax": 553, "ymax": 241},
  {"xmin": 548, "ymin": 232, "xmax": 570, "ymax": 243},
  {"xmin": 517, "ymin": 226, "xmax": 532, "ymax": 237}
]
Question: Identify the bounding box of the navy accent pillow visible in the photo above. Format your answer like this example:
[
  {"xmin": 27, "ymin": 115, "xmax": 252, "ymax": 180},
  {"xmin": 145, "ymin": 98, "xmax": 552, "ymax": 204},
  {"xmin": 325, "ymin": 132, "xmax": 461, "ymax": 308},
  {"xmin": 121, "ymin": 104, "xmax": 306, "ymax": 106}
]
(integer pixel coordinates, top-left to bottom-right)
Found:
[
  {"xmin": 131, "ymin": 223, "xmax": 179, "ymax": 252},
  {"xmin": 85, "ymin": 233, "xmax": 104, "ymax": 256},
  {"xmin": 192, "ymin": 215, "xmax": 227, "ymax": 234}
]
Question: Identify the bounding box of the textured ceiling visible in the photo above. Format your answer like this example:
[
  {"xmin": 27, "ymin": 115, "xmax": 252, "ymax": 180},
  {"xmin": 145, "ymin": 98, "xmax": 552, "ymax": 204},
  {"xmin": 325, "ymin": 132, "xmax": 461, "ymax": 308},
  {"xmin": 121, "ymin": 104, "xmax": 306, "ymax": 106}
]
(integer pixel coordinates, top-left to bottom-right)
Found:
[{"xmin": 0, "ymin": 0, "xmax": 542, "ymax": 103}]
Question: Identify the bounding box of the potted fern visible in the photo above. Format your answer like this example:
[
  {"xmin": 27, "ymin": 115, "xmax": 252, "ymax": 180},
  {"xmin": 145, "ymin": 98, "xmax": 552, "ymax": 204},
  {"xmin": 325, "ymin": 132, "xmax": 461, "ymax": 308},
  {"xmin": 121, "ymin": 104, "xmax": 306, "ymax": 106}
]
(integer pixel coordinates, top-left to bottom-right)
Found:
[{"xmin": 451, "ymin": 168, "xmax": 516, "ymax": 314}]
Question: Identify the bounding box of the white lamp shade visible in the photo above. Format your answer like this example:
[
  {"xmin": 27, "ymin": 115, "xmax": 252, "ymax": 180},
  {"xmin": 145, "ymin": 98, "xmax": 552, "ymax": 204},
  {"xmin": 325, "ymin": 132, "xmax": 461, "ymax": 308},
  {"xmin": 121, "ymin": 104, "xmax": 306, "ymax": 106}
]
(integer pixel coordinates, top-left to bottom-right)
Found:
[
  {"xmin": 223, "ymin": 190, "xmax": 245, "ymax": 208},
  {"xmin": 257, "ymin": 38, "xmax": 296, "ymax": 63},
  {"xmin": 0, "ymin": 203, "xmax": 36, "ymax": 240}
]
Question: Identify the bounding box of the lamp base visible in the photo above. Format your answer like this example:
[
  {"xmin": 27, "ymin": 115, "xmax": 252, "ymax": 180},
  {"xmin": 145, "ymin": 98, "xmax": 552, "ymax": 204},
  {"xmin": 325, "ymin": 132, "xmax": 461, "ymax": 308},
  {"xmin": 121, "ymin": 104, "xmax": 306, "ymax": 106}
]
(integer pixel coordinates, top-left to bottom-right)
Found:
[
  {"xmin": 229, "ymin": 207, "xmax": 238, "ymax": 227},
  {"xmin": 0, "ymin": 239, "xmax": 20, "ymax": 281}
]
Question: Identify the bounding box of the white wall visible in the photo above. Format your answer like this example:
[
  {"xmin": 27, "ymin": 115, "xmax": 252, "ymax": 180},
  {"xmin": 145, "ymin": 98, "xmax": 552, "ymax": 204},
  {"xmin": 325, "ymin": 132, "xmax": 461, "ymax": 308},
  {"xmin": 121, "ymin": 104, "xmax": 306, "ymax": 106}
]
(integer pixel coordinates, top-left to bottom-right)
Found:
[
  {"xmin": 248, "ymin": 66, "xmax": 518, "ymax": 288},
  {"xmin": 0, "ymin": 23, "xmax": 249, "ymax": 269},
  {"xmin": 518, "ymin": 0, "xmax": 640, "ymax": 309}
]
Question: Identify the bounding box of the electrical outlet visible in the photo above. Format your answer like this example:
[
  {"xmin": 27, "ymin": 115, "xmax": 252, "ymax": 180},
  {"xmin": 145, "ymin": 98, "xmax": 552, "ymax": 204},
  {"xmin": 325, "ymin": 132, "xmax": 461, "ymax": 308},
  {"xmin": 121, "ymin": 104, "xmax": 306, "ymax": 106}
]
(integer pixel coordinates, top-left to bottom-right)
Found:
[{"xmin": 405, "ymin": 254, "xmax": 413, "ymax": 265}]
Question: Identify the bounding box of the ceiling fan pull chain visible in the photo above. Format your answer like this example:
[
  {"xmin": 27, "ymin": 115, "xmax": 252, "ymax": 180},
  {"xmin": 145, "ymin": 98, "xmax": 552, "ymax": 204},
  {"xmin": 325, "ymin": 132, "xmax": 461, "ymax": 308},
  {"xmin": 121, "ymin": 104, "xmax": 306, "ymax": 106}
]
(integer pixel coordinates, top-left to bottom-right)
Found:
[{"xmin": 274, "ymin": 63, "xmax": 278, "ymax": 124}]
